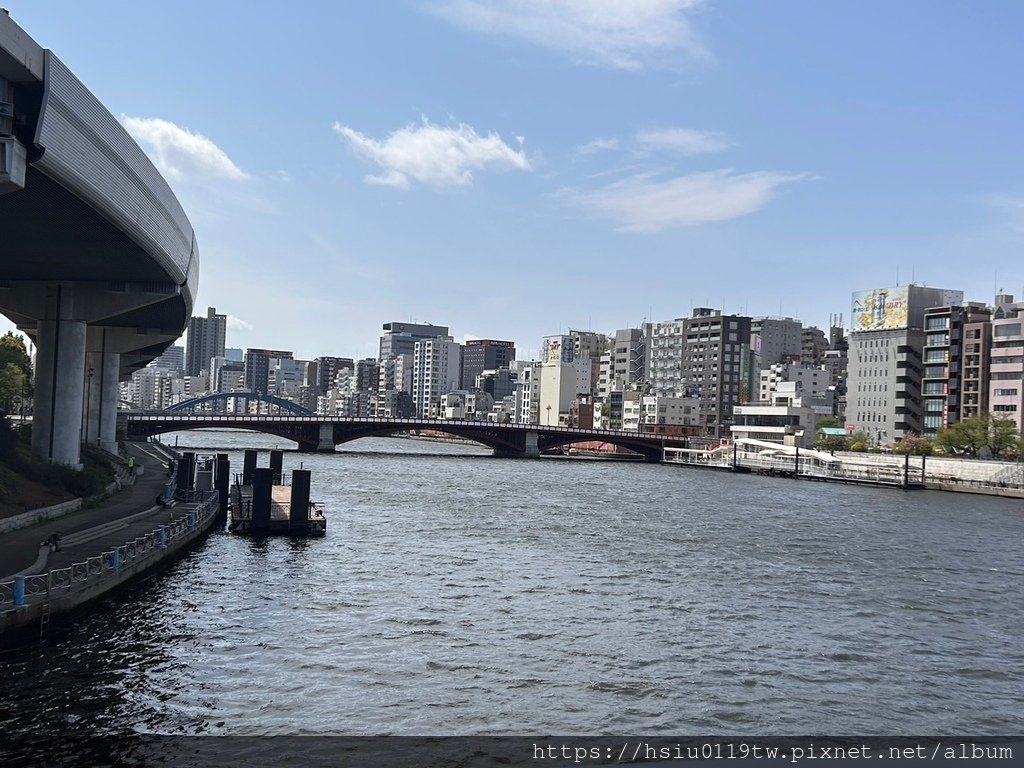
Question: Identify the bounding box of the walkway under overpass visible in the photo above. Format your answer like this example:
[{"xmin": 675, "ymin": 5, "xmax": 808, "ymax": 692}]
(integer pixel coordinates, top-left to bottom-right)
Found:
[{"xmin": 0, "ymin": 11, "xmax": 198, "ymax": 467}]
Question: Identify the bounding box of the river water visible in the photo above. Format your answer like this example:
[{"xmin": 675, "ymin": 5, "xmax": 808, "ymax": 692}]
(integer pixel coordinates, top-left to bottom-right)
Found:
[{"xmin": 1, "ymin": 430, "xmax": 1022, "ymax": 739}]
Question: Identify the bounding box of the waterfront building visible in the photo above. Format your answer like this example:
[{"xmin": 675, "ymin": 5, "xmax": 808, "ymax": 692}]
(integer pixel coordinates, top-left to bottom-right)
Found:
[
  {"xmin": 412, "ymin": 336, "xmax": 461, "ymax": 418},
  {"xmin": 460, "ymin": 339, "xmax": 515, "ymax": 390},
  {"xmin": 437, "ymin": 390, "xmax": 493, "ymax": 420},
  {"xmin": 759, "ymin": 362, "xmax": 831, "ymax": 404},
  {"xmin": 596, "ymin": 328, "xmax": 646, "ymax": 399},
  {"xmin": 961, "ymin": 309, "xmax": 994, "ymax": 421},
  {"xmin": 622, "ymin": 395, "xmax": 701, "ymax": 432},
  {"xmin": 568, "ymin": 330, "xmax": 609, "ymax": 396},
  {"xmin": 921, "ymin": 303, "xmax": 992, "ymax": 437},
  {"xmin": 845, "ymin": 285, "xmax": 963, "ymax": 444},
  {"xmin": 989, "ymin": 294, "xmax": 1024, "ymax": 432},
  {"xmin": 510, "ymin": 360, "xmax": 540, "ymax": 424},
  {"xmin": 730, "ymin": 381, "xmax": 819, "ymax": 448},
  {"xmin": 645, "ymin": 308, "xmax": 752, "ymax": 437},
  {"xmin": 185, "ymin": 307, "xmax": 227, "ymax": 377},
  {"xmin": 539, "ymin": 335, "xmax": 592, "ymax": 426}
]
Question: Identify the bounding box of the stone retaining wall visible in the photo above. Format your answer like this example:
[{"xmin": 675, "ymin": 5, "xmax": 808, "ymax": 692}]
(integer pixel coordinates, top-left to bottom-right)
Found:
[{"xmin": 0, "ymin": 499, "xmax": 83, "ymax": 534}]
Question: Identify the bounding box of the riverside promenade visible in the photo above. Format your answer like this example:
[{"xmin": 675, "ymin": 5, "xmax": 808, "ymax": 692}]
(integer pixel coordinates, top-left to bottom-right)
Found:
[{"xmin": 0, "ymin": 442, "xmax": 220, "ymax": 646}]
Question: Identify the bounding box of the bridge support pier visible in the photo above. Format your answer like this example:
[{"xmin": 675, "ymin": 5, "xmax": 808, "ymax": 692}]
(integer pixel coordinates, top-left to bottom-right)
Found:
[
  {"xmin": 523, "ymin": 430, "xmax": 540, "ymax": 458},
  {"xmin": 32, "ymin": 285, "xmax": 87, "ymax": 468},
  {"xmin": 84, "ymin": 348, "xmax": 121, "ymax": 454},
  {"xmin": 315, "ymin": 423, "xmax": 336, "ymax": 452}
]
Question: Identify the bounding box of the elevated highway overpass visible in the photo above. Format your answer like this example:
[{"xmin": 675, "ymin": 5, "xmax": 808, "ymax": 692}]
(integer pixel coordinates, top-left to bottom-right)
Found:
[{"xmin": 0, "ymin": 12, "xmax": 197, "ymax": 467}]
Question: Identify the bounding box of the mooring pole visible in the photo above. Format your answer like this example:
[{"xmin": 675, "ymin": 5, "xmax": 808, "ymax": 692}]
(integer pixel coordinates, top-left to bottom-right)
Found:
[{"xmin": 251, "ymin": 468, "xmax": 273, "ymax": 535}]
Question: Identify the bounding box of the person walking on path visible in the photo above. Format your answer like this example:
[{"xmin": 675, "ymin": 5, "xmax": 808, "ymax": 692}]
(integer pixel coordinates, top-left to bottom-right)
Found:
[{"xmin": 128, "ymin": 456, "xmax": 135, "ymax": 472}]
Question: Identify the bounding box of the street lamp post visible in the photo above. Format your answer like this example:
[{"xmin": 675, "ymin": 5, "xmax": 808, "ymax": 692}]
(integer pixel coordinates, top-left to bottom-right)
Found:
[{"xmin": 546, "ymin": 404, "xmax": 552, "ymax": 426}]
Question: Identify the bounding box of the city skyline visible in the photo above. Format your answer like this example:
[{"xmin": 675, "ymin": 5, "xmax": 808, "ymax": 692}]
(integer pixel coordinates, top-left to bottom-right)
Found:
[{"xmin": 2, "ymin": 1, "xmax": 1023, "ymax": 360}]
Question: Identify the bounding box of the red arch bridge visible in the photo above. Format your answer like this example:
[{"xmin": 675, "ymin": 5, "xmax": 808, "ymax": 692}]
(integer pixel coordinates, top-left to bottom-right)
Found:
[{"xmin": 123, "ymin": 414, "xmax": 691, "ymax": 461}]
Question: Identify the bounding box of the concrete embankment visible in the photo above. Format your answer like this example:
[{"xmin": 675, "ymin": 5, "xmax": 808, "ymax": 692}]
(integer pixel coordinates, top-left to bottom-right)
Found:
[{"xmin": 0, "ymin": 442, "xmax": 222, "ymax": 647}]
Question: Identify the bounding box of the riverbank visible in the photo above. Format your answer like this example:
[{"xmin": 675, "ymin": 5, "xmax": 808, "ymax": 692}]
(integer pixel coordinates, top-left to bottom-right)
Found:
[{"xmin": 0, "ymin": 441, "xmax": 222, "ymax": 647}]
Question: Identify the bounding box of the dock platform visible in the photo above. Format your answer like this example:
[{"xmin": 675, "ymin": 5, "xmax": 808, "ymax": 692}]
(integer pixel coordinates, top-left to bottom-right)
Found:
[{"xmin": 229, "ymin": 483, "xmax": 326, "ymax": 536}]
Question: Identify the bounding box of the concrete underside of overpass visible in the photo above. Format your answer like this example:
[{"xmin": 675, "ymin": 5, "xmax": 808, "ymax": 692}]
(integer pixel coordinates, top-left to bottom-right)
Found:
[{"xmin": 1, "ymin": 12, "xmax": 197, "ymax": 468}]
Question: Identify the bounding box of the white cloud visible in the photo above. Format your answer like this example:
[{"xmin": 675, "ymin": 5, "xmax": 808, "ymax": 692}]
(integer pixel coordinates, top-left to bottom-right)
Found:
[
  {"xmin": 576, "ymin": 137, "xmax": 620, "ymax": 155},
  {"xmin": 121, "ymin": 116, "xmax": 249, "ymax": 181},
  {"xmin": 636, "ymin": 127, "xmax": 731, "ymax": 155},
  {"xmin": 570, "ymin": 169, "xmax": 813, "ymax": 232},
  {"xmin": 226, "ymin": 315, "xmax": 253, "ymax": 332},
  {"xmin": 332, "ymin": 118, "xmax": 530, "ymax": 188},
  {"xmin": 427, "ymin": 0, "xmax": 709, "ymax": 71}
]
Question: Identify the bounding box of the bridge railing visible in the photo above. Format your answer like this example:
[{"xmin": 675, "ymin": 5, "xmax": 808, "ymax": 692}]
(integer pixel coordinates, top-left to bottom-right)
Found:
[{"xmin": 0, "ymin": 497, "xmax": 219, "ymax": 612}]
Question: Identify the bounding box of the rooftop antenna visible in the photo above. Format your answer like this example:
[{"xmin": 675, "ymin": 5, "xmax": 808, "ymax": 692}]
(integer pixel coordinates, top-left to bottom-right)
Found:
[
  {"xmin": 911, "ymin": 265, "xmax": 915, "ymax": 285},
  {"xmin": 896, "ymin": 265, "xmax": 900, "ymax": 286}
]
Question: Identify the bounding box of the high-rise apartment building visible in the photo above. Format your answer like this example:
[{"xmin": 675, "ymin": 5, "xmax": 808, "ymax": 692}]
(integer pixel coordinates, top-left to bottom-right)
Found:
[
  {"xmin": 313, "ymin": 356, "xmax": 355, "ymax": 394},
  {"xmin": 185, "ymin": 307, "xmax": 226, "ymax": 376},
  {"xmin": 460, "ymin": 339, "xmax": 515, "ymax": 389},
  {"xmin": 645, "ymin": 308, "xmax": 752, "ymax": 437},
  {"xmin": 845, "ymin": 285, "xmax": 963, "ymax": 443},
  {"xmin": 920, "ymin": 303, "xmax": 991, "ymax": 437},
  {"xmin": 412, "ymin": 336, "xmax": 461, "ymax": 418}
]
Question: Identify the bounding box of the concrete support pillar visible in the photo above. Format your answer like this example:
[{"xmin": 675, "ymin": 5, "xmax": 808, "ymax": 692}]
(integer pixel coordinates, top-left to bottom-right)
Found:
[
  {"xmin": 97, "ymin": 348, "xmax": 121, "ymax": 454},
  {"xmin": 316, "ymin": 423, "xmax": 335, "ymax": 452},
  {"xmin": 32, "ymin": 284, "xmax": 87, "ymax": 468},
  {"xmin": 523, "ymin": 430, "xmax": 540, "ymax": 458}
]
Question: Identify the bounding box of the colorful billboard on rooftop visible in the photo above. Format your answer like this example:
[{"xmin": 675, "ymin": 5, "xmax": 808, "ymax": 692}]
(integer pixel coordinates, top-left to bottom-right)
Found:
[{"xmin": 851, "ymin": 286, "xmax": 910, "ymax": 332}]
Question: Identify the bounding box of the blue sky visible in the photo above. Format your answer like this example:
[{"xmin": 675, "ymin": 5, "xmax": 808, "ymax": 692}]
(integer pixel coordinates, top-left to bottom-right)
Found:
[{"xmin": 4, "ymin": 1, "xmax": 1023, "ymax": 360}]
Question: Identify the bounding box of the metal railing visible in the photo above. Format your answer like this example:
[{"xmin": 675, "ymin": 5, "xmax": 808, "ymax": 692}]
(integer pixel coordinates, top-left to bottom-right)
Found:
[
  {"xmin": 126, "ymin": 413, "xmax": 685, "ymax": 440},
  {"xmin": 0, "ymin": 496, "xmax": 220, "ymax": 610}
]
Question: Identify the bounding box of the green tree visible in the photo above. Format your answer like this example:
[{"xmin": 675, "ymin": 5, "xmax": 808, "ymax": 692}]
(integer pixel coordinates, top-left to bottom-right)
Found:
[
  {"xmin": 990, "ymin": 414, "xmax": 1020, "ymax": 457},
  {"xmin": 815, "ymin": 416, "xmax": 839, "ymax": 430},
  {"xmin": 0, "ymin": 363, "xmax": 25, "ymax": 412},
  {"xmin": 0, "ymin": 332, "xmax": 32, "ymax": 412},
  {"xmin": 936, "ymin": 413, "xmax": 1020, "ymax": 457}
]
